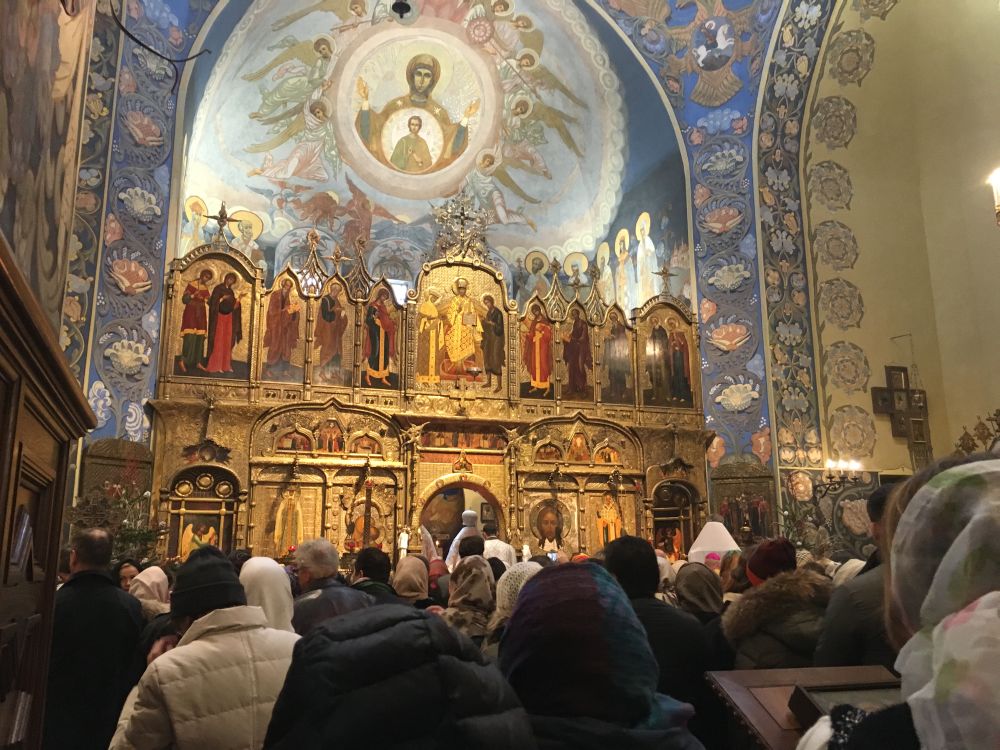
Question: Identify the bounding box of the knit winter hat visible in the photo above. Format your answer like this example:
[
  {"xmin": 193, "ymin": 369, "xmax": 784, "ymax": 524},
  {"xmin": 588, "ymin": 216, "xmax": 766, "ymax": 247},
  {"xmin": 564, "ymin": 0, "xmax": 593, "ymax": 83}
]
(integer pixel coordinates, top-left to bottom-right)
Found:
[
  {"xmin": 171, "ymin": 549, "xmax": 246, "ymax": 618},
  {"xmin": 499, "ymin": 562, "xmax": 659, "ymax": 725},
  {"xmin": 746, "ymin": 537, "xmax": 797, "ymax": 586}
]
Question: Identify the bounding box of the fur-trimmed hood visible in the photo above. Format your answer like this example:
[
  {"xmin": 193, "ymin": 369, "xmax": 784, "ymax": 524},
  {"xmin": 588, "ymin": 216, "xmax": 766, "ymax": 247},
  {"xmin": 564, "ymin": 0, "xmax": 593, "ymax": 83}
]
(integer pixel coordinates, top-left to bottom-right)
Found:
[{"xmin": 723, "ymin": 568, "xmax": 832, "ymax": 645}]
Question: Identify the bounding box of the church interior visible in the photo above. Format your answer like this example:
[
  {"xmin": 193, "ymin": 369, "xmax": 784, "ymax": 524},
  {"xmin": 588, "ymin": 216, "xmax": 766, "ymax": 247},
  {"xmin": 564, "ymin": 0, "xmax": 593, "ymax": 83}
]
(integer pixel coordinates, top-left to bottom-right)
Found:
[{"xmin": 1, "ymin": 0, "xmax": 999, "ymax": 745}]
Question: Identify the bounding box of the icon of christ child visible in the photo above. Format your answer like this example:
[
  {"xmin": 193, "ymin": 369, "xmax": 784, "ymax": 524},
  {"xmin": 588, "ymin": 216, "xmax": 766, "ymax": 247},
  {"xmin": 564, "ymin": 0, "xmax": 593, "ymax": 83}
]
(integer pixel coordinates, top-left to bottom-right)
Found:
[{"xmin": 390, "ymin": 115, "xmax": 433, "ymax": 173}]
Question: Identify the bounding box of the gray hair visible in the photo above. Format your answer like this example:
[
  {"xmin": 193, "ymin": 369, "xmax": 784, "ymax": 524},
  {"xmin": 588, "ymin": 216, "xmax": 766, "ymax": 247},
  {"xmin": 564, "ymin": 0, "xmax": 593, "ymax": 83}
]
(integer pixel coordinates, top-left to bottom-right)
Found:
[{"xmin": 295, "ymin": 538, "xmax": 339, "ymax": 578}]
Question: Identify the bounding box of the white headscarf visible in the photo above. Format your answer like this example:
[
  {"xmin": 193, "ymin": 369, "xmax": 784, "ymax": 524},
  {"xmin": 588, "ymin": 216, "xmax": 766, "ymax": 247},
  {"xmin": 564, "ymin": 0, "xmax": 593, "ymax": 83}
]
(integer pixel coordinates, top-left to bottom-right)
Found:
[
  {"xmin": 488, "ymin": 561, "xmax": 542, "ymax": 632},
  {"xmin": 129, "ymin": 566, "xmax": 170, "ymax": 619},
  {"xmin": 657, "ymin": 555, "xmax": 676, "ymax": 585},
  {"xmin": 831, "ymin": 558, "xmax": 865, "ymax": 587},
  {"xmin": 687, "ymin": 521, "xmax": 740, "ymax": 564},
  {"xmin": 239, "ymin": 556, "xmax": 295, "ymax": 632},
  {"xmin": 890, "ymin": 460, "xmax": 1000, "ymax": 748}
]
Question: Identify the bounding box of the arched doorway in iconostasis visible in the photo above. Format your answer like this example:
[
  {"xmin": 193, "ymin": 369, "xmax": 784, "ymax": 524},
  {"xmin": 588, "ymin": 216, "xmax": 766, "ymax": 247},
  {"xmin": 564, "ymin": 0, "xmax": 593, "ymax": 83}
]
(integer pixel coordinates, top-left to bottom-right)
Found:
[
  {"xmin": 650, "ymin": 480, "xmax": 699, "ymax": 563},
  {"xmin": 417, "ymin": 476, "xmax": 506, "ymax": 561}
]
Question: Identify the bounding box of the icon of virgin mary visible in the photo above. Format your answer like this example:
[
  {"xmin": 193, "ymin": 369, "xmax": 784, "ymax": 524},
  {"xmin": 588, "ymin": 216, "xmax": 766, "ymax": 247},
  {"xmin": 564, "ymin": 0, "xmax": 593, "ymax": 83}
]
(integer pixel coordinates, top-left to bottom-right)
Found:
[{"xmin": 355, "ymin": 53, "xmax": 480, "ymax": 174}]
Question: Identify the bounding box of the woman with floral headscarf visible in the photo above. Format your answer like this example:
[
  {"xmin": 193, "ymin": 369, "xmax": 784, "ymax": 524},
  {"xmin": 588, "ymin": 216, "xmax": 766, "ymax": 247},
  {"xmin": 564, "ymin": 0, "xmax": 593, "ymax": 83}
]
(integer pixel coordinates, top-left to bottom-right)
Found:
[
  {"xmin": 797, "ymin": 454, "xmax": 1000, "ymax": 750},
  {"xmin": 441, "ymin": 555, "xmax": 496, "ymax": 647},
  {"xmin": 483, "ymin": 561, "xmax": 542, "ymax": 661}
]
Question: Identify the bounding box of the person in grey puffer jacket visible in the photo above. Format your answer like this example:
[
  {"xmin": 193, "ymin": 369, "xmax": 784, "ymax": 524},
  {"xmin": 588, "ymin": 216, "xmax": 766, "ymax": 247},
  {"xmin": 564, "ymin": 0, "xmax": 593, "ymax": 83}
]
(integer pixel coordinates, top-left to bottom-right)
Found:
[{"xmin": 111, "ymin": 548, "xmax": 299, "ymax": 750}]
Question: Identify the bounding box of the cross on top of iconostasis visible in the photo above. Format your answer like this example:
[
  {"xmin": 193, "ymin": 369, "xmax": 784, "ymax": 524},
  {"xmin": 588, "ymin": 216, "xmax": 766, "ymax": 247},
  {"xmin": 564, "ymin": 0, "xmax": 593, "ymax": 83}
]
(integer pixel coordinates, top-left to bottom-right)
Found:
[{"xmin": 871, "ymin": 365, "xmax": 932, "ymax": 469}]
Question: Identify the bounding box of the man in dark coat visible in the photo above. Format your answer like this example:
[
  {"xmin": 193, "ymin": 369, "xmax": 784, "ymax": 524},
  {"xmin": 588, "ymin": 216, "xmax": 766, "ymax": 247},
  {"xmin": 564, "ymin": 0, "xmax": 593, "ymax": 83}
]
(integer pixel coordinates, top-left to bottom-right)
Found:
[
  {"xmin": 814, "ymin": 486, "xmax": 897, "ymax": 668},
  {"xmin": 292, "ymin": 538, "xmax": 373, "ymax": 635},
  {"xmin": 43, "ymin": 528, "xmax": 144, "ymax": 750},
  {"xmin": 350, "ymin": 547, "xmax": 401, "ymax": 604},
  {"xmin": 604, "ymin": 536, "xmax": 714, "ymax": 746},
  {"xmin": 264, "ymin": 605, "xmax": 535, "ymax": 748}
]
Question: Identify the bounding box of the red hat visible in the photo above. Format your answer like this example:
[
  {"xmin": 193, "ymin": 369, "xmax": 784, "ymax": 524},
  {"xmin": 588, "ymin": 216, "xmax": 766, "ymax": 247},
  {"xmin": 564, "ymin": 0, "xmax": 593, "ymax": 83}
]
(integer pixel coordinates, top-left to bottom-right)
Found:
[{"xmin": 746, "ymin": 538, "xmax": 796, "ymax": 586}]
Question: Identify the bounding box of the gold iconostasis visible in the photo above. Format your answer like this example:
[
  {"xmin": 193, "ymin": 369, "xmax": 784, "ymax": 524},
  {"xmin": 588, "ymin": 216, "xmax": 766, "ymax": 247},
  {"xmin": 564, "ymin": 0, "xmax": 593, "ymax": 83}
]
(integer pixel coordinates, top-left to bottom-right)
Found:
[{"xmin": 150, "ymin": 226, "xmax": 711, "ymax": 564}]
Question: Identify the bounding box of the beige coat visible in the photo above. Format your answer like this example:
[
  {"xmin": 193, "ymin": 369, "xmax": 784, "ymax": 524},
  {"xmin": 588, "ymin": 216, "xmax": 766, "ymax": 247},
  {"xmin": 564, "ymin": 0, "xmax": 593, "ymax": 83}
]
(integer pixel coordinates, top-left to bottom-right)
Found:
[{"xmin": 110, "ymin": 605, "xmax": 299, "ymax": 750}]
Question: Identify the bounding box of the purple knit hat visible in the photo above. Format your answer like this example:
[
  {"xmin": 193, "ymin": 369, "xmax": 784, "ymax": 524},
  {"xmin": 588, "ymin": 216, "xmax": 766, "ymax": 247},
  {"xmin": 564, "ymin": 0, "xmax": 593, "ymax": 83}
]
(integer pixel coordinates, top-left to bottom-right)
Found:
[{"xmin": 498, "ymin": 562, "xmax": 660, "ymax": 725}]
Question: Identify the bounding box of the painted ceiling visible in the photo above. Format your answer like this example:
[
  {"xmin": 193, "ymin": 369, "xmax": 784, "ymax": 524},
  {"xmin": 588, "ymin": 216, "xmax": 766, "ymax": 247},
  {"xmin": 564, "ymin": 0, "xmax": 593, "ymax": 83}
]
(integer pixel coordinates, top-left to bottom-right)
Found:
[{"xmin": 178, "ymin": 0, "xmax": 689, "ymax": 308}]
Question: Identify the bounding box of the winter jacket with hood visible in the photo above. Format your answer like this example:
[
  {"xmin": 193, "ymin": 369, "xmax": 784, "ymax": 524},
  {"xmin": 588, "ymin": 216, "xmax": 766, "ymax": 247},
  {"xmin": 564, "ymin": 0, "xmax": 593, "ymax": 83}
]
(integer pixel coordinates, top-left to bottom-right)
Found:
[
  {"xmin": 110, "ymin": 605, "xmax": 299, "ymax": 750},
  {"xmin": 722, "ymin": 568, "xmax": 832, "ymax": 669}
]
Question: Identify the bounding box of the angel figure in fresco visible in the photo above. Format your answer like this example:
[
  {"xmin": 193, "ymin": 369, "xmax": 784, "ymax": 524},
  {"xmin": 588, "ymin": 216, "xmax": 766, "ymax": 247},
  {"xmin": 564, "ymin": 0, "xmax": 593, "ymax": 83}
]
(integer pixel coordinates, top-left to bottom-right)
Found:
[
  {"xmin": 205, "ymin": 273, "xmax": 244, "ymax": 374},
  {"xmin": 274, "ymin": 488, "xmax": 304, "ymax": 554},
  {"xmin": 363, "ymin": 289, "xmax": 397, "ymax": 387},
  {"xmin": 328, "ymin": 176, "xmax": 400, "ymax": 255},
  {"xmin": 264, "ymin": 279, "xmax": 302, "ymax": 379},
  {"xmin": 315, "ymin": 282, "xmax": 349, "ymax": 384},
  {"xmin": 491, "ymin": 13, "xmax": 544, "ymax": 58},
  {"xmin": 247, "ymin": 99, "xmax": 341, "ymax": 183},
  {"xmin": 660, "ymin": 0, "xmax": 757, "ymax": 108},
  {"xmin": 465, "ymin": 152, "xmax": 538, "ymax": 229},
  {"xmin": 439, "ymin": 277, "xmax": 482, "ymax": 379},
  {"xmin": 180, "ymin": 523, "xmax": 218, "ymax": 562},
  {"xmin": 522, "ymin": 303, "xmax": 553, "ymax": 396},
  {"xmin": 505, "ymin": 49, "xmax": 587, "ymax": 109},
  {"xmin": 562, "ymin": 308, "xmax": 592, "ymax": 400},
  {"xmin": 178, "ymin": 268, "xmax": 213, "ymax": 374},
  {"xmin": 501, "ymin": 98, "xmax": 552, "ymax": 179},
  {"xmin": 355, "ymin": 54, "xmax": 480, "ymax": 172},
  {"xmin": 271, "ymin": 0, "xmax": 366, "ymax": 31},
  {"xmin": 597, "ymin": 492, "xmax": 622, "ymax": 547},
  {"xmin": 510, "ymin": 98, "xmax": 582, "ymax": 159},
  {"xmin": 245, "ymin": 36, "xmax": 334, "ymax": 120}
]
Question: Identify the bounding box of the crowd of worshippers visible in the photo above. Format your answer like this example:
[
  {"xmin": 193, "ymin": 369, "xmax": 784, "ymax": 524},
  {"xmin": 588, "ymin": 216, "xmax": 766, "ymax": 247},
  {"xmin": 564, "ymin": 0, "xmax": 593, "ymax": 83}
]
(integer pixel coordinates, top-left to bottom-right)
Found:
[{"xmin": 44, "ymin": 454, "xmax": 999, "ymax": 750}]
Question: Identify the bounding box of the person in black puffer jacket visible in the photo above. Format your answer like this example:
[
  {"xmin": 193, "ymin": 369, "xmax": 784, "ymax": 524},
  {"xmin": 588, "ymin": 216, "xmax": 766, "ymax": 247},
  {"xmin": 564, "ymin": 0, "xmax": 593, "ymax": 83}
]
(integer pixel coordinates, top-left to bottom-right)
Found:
[{"xmin": 263, "ymin": 604, "xmax": 537, "ymax": 749}]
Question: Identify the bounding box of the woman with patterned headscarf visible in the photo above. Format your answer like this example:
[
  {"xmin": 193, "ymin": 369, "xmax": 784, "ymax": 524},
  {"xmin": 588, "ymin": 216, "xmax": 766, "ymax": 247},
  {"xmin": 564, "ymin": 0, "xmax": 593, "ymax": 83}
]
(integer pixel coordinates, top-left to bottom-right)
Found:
[
  {"xmin": 441, "ymin": 555, "xmax": 496, "ymax": 647},
  {"xmin": 499, "ymin": 563, "xmax": 703, "ymax": 749},
  {"xmin": 797, "ymin": 454, "xmax": 1000, "ymax": 750},
  {"xmin": 482, "ymin": 561, "xmax": 542, "ymax": 661}
]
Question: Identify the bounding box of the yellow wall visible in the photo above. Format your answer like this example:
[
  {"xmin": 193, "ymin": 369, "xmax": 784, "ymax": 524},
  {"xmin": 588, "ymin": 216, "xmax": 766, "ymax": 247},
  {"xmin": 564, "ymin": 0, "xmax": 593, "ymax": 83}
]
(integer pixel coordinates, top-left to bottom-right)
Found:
[{"xmin": 805, "ymin": 0, "xmax": 1000, "ymax": 470}]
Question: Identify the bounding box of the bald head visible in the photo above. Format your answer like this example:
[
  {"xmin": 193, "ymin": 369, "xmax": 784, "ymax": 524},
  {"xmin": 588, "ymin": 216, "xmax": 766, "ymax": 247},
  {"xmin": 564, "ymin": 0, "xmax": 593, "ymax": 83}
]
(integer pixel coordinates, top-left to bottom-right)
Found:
[{"xmin": 70, "ymin": 528, "xmax": 114, "ymax": 572}]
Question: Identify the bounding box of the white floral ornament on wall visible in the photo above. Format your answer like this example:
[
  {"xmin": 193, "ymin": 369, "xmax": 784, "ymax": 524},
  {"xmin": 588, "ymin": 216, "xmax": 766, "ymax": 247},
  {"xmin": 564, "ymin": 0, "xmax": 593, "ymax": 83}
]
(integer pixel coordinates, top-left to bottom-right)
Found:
[
  {"xmin": 818, "ymin": 278, "xmax": 865, "ymax": 330},
  {"xmin": 826, "ymin": 29, "xmax": 876, "ymax": 86},
  {"xmin": 808, "ymin": 160, "xmax": 853, "ymax": 210},
  {"xmin": 829, "ymin": 404, "xmax": 876, "ymax": 458},
  {"xmin": 826, "ymin": 340, "xmax": 871, "ymax": 393},
  {"xmin": 812, "ymin": 220, "xmax": 859, "ymax": 269},
  {"xmin": 812, "ymin": 96, "xmax": 857, "ymax": 149}
]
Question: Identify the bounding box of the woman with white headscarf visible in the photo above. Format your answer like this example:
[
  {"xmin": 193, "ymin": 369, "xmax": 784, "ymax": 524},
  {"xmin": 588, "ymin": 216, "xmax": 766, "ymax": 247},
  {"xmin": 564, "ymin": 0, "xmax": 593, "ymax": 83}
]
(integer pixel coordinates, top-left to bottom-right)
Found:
[
  {"xmin": 129, "ymin": 566, "xmax": 170, "ymax": 621},
  {"xmin": 482, "ymin": 561, "xmax": 542, "ymax": 661},
  {"xmin": 239, "ymin": 556, "xmax": 295, "ymax": 632},
  {"xmin": 797, "ymin": 454, "xmax": 1000, "ymax": 750}
]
